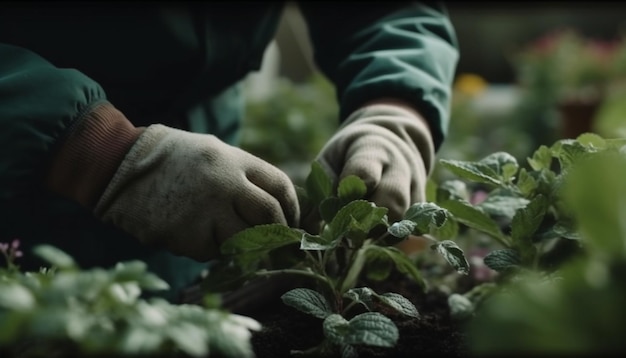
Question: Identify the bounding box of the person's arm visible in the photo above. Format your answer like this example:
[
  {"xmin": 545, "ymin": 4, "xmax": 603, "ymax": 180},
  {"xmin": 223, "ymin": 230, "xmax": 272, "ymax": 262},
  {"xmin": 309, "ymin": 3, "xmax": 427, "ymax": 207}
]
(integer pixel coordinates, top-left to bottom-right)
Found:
[
  {"xmin": 0, "ymin": 42, "xmax": 299, "ymax": 261},
  {"xmin": 298, "ymin": 1, "xmax": 459, "ymax": 151},
  {"xmin": 298, "ymin": 2, "xmax": 459, "ymax": 226},
  {"xmin": 0, "ymin": 43, "xmax": 141, "ymax": 208}
]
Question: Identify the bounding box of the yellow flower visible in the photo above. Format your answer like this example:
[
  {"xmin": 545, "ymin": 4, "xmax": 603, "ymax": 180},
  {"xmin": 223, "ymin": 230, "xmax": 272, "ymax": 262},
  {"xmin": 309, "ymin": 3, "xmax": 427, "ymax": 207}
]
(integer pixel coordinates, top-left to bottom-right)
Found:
[{"xmin": 454, "ymin": 73, "xmax": 488, "ymax": 97}]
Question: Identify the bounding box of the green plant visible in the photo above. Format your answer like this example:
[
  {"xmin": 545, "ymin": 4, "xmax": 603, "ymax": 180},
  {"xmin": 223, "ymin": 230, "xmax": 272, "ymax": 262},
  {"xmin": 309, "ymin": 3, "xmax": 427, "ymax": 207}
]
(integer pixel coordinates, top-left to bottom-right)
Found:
[
  {"xmin": 466, "ymin": 135, "xmax": 626, "ymax": 354},
  {"xmin": 432, "ymin": 132, "xmax": 626, "ymax": 318},
  {"xmin": 203, "ymin": 162, "xmax": 470, "ymax": 357},
  {"xmin": 0, "ymin": 243, "xmax": 261, "ymax": 358}
]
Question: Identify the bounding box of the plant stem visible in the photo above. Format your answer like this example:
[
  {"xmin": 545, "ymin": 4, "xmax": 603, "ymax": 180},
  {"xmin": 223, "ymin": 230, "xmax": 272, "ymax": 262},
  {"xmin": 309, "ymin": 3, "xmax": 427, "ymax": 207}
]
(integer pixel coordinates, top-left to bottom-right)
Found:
[{"xmin": 255, "ymin": 268, "xmax": 335, "ymax": 295}]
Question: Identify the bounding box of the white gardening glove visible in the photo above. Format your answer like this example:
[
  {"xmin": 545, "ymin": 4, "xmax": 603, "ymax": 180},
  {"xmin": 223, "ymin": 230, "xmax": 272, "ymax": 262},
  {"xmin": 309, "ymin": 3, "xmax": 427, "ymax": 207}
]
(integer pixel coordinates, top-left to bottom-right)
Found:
[
  {"xmin": 316, "ymin": 103, "xmax": 435, "ymax": 224},
  {"xmin": 94, "ymin": 124, "xmax": 300, "ymax": 262}
]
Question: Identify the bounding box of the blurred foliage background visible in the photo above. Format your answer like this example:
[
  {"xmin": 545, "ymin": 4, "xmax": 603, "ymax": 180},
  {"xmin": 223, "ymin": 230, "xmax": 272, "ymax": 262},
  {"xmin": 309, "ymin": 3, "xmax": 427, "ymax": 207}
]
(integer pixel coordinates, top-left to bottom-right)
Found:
[{"xmin": 239, "ymin": 2, "xmax": 626, "ymax": 185}]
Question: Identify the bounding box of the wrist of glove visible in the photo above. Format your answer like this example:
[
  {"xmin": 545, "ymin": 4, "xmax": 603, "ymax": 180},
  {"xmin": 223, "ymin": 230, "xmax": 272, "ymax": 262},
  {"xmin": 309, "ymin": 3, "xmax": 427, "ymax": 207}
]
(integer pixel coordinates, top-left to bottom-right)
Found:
[
  {"xmin": 316, "ymin": 103, "xmax": 435, "ymax": 223},
  {"xmin": 94, "ymin": 124, "xmax": 300, "ymax": 261}
]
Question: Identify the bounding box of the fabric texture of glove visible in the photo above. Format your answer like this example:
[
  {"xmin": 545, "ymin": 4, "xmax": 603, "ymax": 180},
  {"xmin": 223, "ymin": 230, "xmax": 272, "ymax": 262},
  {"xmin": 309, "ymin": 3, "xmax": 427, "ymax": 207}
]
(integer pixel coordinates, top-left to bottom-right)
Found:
[
  {"xmin": 316, "ymin": 103, "xmax": 435, "ymax": 223},
  {"xmin": 94, "ymin": 124, "xmax": 300, "ymax": 261}
]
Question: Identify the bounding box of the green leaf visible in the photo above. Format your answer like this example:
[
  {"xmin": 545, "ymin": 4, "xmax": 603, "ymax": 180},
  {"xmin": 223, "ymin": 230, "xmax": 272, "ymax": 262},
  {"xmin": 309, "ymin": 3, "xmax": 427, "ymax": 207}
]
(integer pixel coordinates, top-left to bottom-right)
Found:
[
  {"xmin": 221, "ymin": 224, "xmax": 302, "ymax": 256},
  {"xmin": 281, "ymin": 288, "xmax": 333, "ymax": 319},
  {"xmin": 0, "ymin": 282, "xmax": 35, "ymax": 311},
  {"xmin": 403, "ymin": 202, "xmax": 450, "ymax": 235},
  {"xmin": 438, "ymin": 179, "xmax": 470, "ymax": 202},
  {"xmin": 511, "ymin": 194, "xmax": 548, "ymax": 244},
  {"xmin": 137, "ymin": 273, "xmax": 170, "ymax": 291},
  {"xmin": 113, "ymin": 261, "xmax": 148, "ymax": 282},
  {"xmin": 300, "ymin": 233, "xmax": 334, "ymax": 251},
  {"xmin": 344, "ymin": 287, "xmax": 375, "ymax": 310},
  {"xmin": 516, "ymin": 168, "xmax": 539, "ymax": 196},
  {"xmin": 323, "ymin": 314, "xmax": 350, "ymax": 345},
  {"xmin": 432, "ymin": 240, "xmax": 470, "ymax": 275},
  {"xmin": 362, "ymin": 253, "xmax": 394, "ymax": 281},
  {"xmin": 306, "ymin": 161, "xmax": 334, "ymax": 206},
  {"xmin": 345, "ymin": 312, "xmax": 399, "ymax": 347},
  {"xmin": 440, "ymin": 152, "xmax": 518, "ymax": 187},
  {"xmin": 448, "ymin": 293, "xmax": 475, "ymax": 320},
  {"xmin": 366, "ymin": 246, "xmax": 426, "ymax": 289},
  {"xmin": 527, "ymin": 145, "xmax": 553, "ymax": 171},
  {"xmin": 576, "ymin": 132, "xmax": 606, "ymax": 148},
  {"xmin": 563, "ymin": 150, "xmax": 626, "ymax": 258},
  {"xmin": 327, "ymin": 200, "xmax": 387, "ymax": 241},
  {"xmin": 439, "ymin": 199, "xmax": 507, "ymax": 244},
  {"xmin": 387, "ymin": 220, "xmax": 417, "ymax": 239},
  {"xmin": 478, "ymin": 194, "xmax": 530, "ymax": 220},
  {"xmin": 377, "ymin": 292, "xmax": 419, "ymax": 318},
  {"xmin": 337, "ymin": 175, "xmax": 367, "ymax": 202},
  {"xmin": 33, "ymin": 245, "xmax": 77, "ymax": 270},
  {"xmin": 483, "ymin": 249, "xmax": 521, "ymax": 272}
]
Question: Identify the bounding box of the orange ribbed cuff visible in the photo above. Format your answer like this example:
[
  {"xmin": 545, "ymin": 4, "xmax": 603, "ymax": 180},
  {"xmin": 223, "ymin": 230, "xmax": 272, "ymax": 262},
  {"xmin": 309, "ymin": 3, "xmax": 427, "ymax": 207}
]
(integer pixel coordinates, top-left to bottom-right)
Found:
[{"xmin": 45, "ymin": 102, "xmax": 145, "ymax": 209}]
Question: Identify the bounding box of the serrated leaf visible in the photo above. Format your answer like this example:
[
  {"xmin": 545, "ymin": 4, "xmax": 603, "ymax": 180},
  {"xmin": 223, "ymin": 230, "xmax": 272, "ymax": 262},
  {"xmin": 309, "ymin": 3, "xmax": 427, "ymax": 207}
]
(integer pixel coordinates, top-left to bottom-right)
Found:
[
  {"xmin": 432, "ymin": 240, "xmax": 470, "ymax": 275},
  {"xmin": 387, "ymin": 220, "xmax": 417, "ymax": 239},
  {"xmin": 306, "ymin": 161, "xmax": 334, "ymax": 206},
  {"xmin": 281, "ymin": 288, "xmax": 332, "ymax": 319},
  {"xmin": 511, "ymin": 195, "xmax": 548, "ymax": 244},
  {"xmin": 327, "ymin": 200, "xmax": 387, "ymax": 241},
  {"xmin": 516, "ymin": 167, "xmax": 539, "ymax": 196},
  {"xmin": 439, "ymin": 158, "xmax": 502, "ymax": 187},
  {"xmin": 403, "ymin": 202, "xmax": 450, "ymax": 234},
  {"xmin": 221, "ymin": 224, "xmax": 302, "ymax": 255},
  {"xmin": 527, "ymin": 145, "xmax": 553, "ymax": 171},
  {"xmin": 376, "ymin": 292, "xmax": 419, "ymax": 318},
  {"xmin": 478, "ymin": 194, "xmax": 530, "ymax": 220},
  {"xmin": 441, "ymin": 152, "xmax": 519, "ymax": 187},
  {"xmin": 337, "ymin": 175, "xmax": 367, "ymax": 202},
  {"xmin": 33, "ymin": 245, "xmax": 77, "ymax": 270},
  {"xmin": 345, "ymin": 312, "xmax": 398, "ymax": 347},
  {"xmin": 483, "ymin": 249, "xmax": 521, "ymax": 272},
  {"xmin": 344, "ymin": 287, "xmax": 375, "ymax": 310},
  {"xmin": 323, "ymin": 314, "xmax": 350, "ymax": 345},
  {"xmin": 576, "ymin": 132, "xmax": 606, "ymax": 148}
]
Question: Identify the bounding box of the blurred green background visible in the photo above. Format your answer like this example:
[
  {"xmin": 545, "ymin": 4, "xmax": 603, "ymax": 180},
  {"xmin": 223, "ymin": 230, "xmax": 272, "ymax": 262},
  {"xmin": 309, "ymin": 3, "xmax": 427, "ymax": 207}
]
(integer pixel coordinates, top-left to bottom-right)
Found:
[{"xmin": 239, "ymin": 2, "xmax": 626, "ymax": 185}]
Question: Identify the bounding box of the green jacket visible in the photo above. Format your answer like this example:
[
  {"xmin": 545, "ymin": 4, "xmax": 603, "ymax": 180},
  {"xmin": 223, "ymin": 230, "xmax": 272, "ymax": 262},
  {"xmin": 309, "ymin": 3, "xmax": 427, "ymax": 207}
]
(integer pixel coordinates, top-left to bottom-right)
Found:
[{"xmin": 0, "ymin": 2, "xmax": 458, "ymax": 301}]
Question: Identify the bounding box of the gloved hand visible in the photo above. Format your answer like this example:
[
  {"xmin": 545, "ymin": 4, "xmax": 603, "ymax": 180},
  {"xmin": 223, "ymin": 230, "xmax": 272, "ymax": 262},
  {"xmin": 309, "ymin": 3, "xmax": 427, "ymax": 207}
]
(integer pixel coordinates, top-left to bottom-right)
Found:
[
  {"xmin": 314, "ymin": 102, "xmax": 435, "ymax": 225},
  {"xmin": 94, "ymin": 124, "xmax": 300, "ymax": 261}
]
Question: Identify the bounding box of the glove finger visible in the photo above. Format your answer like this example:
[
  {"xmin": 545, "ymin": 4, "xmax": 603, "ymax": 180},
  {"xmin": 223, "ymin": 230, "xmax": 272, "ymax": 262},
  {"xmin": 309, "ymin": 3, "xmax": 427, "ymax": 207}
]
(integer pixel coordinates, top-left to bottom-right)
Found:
[
  {"xmin": 340, "ymin": 151, "xmax": 384, "ymax": 195},
  {"xmin": 233, "ymin": 180, "xmax": 294, "ymax": 229},
  {"xmin": 243, "ymin": 164, "xmax": 300, "ymax": 228},
  {"xmin": 369, "ymin": 169, "xmax": 412, "ymax": 223}
]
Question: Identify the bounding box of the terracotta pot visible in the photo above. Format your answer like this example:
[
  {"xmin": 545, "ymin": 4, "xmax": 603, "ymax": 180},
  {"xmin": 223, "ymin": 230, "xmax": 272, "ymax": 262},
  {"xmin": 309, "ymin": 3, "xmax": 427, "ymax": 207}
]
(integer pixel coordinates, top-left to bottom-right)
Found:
[{"xmin": 557, "ymin": 100, "xmax": 601, "ymax": 139}]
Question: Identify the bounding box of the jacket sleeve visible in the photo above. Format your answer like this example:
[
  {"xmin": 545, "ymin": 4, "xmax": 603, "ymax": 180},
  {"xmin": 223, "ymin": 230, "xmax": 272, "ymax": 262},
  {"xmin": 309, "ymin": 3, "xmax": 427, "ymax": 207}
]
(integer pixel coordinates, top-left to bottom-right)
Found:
[
  {"xmin": 297, "ymin": 1, "xmax": 459, "ymax": 150},
  {"xmin": 0, "ymin": 43, "xmax": 140, "ymax": 207}
]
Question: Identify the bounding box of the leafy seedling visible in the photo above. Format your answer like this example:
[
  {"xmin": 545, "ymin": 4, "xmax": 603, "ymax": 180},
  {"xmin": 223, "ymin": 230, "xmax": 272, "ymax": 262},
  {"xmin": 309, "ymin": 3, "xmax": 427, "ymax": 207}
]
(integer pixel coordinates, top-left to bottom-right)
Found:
[
  {"xmin": 435, "ymin": 133, "xmax": 626, "ymax": 318},
  {"xmin": 203, "ymin": 161, "xmax": 469, "ymax": 357}
]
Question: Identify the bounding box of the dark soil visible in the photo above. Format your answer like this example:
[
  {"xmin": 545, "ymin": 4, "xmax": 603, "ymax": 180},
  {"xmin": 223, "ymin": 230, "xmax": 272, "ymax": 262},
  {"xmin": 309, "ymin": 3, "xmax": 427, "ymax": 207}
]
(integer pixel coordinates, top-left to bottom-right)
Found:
[{"xmin": 242, "ymin": 272, "xmax": 469, "ymax": 358}]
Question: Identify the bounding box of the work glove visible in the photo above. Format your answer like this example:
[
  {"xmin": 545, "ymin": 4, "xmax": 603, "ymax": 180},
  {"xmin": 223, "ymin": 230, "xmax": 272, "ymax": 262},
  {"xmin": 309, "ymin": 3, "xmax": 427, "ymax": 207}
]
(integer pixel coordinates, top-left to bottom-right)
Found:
[
  {"xmin": 312, "ymin": 103, "xmax": 435, "ymax": 226},
  {"xmin": 94, "ymin": 124, "xmax": 300, "ymax": 261}
]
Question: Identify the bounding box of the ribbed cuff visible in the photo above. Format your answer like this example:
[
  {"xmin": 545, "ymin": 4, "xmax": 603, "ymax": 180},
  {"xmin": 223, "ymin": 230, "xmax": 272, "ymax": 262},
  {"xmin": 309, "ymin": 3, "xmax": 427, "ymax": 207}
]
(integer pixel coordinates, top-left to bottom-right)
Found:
[{"xmin": 45, "ymin": 102, "xmax": 145, "ymax": 209}]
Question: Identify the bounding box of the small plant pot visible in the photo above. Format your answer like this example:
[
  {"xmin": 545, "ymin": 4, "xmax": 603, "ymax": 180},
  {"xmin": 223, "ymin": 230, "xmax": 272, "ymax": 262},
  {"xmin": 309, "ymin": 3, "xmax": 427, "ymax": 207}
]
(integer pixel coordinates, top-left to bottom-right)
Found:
[{"xmin": 557, "ymin": 99, "xmax": 601, "ymax": 139}]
